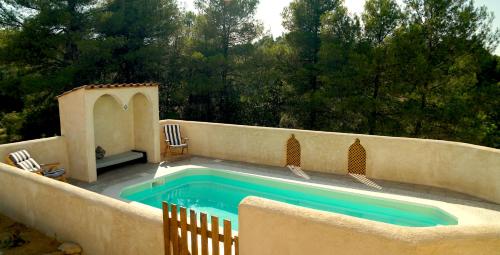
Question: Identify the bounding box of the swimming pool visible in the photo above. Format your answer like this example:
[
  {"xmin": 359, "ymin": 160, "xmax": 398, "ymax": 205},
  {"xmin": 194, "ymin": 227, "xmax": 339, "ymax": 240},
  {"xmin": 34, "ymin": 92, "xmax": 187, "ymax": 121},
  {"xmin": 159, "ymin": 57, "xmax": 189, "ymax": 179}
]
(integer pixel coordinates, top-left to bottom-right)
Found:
[{"xmin": 120, "ymin": 168, "xmax": 457, "ymax": 230}]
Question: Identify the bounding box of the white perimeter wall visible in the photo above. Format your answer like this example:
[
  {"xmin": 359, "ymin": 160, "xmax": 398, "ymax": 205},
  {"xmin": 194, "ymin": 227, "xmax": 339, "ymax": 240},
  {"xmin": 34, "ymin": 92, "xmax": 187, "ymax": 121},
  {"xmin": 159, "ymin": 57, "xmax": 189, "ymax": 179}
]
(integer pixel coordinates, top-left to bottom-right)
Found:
[
  {"xmin": 161, "ymin": 120, "xmax": 500, "ymax": 204},
  {"xmin": 0, "ymin": 163, "xmax": 164, "ymax": 255}
]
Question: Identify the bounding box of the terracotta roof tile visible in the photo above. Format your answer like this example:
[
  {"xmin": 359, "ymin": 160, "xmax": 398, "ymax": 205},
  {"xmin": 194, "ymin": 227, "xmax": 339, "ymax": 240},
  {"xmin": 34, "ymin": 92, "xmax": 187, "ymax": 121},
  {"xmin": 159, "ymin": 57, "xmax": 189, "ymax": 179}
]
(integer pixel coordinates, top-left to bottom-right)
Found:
[{"xmin": 57, "ymin": 83, "xmax": 158, "ymax": 98}]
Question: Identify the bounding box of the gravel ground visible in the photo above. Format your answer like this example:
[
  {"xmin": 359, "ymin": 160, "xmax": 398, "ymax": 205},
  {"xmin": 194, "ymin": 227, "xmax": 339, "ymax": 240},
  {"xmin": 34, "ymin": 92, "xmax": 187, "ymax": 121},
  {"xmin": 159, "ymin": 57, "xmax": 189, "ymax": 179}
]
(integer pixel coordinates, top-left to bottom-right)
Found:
[{"xmin": 0, "ymin": 214, "xmax": 61, "ymax": 255}]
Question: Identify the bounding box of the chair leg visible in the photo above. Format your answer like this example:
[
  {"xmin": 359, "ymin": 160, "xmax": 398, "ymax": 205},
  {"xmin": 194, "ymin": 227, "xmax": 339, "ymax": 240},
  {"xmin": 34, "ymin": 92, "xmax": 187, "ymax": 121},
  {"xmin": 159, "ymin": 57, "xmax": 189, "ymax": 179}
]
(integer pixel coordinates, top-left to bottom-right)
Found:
[{"xmin": 165, "ymin": 145, "xmax": 172, "ymax": 158}]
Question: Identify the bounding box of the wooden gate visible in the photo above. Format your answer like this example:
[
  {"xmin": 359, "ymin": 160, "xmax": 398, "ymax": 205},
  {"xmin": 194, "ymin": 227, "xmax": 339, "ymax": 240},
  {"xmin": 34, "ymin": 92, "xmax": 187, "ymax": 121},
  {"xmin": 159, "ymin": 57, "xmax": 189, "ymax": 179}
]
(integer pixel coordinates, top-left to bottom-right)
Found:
[{"xmin": 162, "ymin": 202, "xmax": 239, "ymax": 255}]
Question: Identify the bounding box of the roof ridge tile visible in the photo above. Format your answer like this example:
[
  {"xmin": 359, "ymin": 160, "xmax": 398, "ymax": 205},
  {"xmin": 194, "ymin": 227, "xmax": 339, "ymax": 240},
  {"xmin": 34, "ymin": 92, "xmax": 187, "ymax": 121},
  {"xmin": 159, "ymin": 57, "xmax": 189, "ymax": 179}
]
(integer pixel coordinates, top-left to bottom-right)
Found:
[{"xmin": 57, "ymin": 82, "xmax": 158, "ymax": 98}]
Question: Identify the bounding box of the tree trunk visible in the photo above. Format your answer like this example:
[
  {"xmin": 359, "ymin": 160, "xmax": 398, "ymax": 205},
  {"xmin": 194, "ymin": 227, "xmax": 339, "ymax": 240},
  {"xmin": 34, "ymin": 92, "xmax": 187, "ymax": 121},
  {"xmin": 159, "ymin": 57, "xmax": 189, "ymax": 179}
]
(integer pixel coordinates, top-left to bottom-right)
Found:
[
  {"xmin": 64, "ymin": 0, "xmax": 79, "ymax": 66},
  {"xmin": 368, "ymin": 72, "xmax": 380, "ymax": 135},
  {"xmin": 414, "ymin": 91, "xmax": 426, "ymax": 136},
  {"xmin": 220, "ymin": 4, "xmax": 231, "ymax": 123}
]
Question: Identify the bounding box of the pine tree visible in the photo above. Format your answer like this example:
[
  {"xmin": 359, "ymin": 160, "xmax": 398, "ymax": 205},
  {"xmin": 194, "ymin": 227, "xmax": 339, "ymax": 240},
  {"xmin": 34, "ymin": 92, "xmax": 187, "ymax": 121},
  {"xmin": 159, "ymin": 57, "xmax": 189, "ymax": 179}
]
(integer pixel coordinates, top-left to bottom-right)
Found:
[
  {"xmin": 183, "ymin": 0, "xmax": 261, "ymax": 122},
  {"xmin": 93, "ymin": 0, "xmax": 181, "ymax": 82},
  {"xmin": 282, "ymin": 0, "xmax": 340, "ymax": 129},
  {"xmin": 362, "ymin": 0, "xmax": 402, "ymax": 134}
]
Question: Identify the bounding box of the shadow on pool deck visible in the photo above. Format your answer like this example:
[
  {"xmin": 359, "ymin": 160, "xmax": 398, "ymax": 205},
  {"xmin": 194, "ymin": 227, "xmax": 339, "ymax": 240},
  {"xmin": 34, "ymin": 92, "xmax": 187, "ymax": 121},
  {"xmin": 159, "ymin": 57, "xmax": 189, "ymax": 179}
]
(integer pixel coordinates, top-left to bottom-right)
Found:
[{"xmin": 70, "ymin": 156, "xmax": 500, "ymax": 213}]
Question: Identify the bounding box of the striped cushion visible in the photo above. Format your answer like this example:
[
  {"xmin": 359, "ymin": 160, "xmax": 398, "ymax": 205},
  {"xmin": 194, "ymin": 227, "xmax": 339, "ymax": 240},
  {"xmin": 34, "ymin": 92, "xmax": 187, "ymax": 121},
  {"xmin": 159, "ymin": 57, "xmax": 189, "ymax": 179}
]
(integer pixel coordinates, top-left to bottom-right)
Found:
[
  {"xmin": 17, "ymin": 158, "xmax": 41, "ymax": 172},
  {"xmin": 164, "ymin": 124, "xmax": 186, "ymax": 146},
  {"xmin": 8, "ymin": 150, "xmax": 31, "ymax": 164},
  {"xmin": 8, "ymin": 150, "xmax": 41, "ymax": 172}
]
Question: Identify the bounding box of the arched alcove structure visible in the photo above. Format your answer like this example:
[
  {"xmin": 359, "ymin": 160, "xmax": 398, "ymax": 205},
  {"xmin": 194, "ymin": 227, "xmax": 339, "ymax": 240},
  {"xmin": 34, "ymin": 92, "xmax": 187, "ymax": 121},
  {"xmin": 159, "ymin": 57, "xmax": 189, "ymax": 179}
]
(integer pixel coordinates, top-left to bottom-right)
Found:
[{"xmin": 58, "ymin": 83, "xmax": 160, "ymax": 182}]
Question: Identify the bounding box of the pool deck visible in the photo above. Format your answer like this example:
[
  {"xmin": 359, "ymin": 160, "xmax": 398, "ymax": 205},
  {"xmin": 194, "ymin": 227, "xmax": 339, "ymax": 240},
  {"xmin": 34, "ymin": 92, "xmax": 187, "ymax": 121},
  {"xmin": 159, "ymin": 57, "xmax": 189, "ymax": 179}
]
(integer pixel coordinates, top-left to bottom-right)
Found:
[{"xmin": 71, "ymin": 156, "xmax": 500, "ymax": 226}]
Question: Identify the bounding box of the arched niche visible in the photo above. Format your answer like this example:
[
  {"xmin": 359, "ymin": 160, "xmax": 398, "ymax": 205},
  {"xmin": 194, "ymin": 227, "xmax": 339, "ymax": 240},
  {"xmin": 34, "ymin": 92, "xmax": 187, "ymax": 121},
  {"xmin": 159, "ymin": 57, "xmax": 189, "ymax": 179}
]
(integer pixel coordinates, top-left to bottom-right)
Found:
[
  {"xmin": 93, "ymin": 94, "xmax": 134, "ymax": 156},
  {"xmin": 130, "ymin": 92, "xmax": 154, "ymax": 161}
]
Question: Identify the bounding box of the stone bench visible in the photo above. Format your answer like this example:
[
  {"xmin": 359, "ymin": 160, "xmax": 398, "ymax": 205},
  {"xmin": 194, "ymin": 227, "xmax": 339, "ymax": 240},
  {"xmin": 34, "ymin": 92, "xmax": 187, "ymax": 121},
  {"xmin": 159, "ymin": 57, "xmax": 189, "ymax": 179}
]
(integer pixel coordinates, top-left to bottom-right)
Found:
[{"xmin": 96, "ymin": 150, "xmax": 146, "ymax": 169}]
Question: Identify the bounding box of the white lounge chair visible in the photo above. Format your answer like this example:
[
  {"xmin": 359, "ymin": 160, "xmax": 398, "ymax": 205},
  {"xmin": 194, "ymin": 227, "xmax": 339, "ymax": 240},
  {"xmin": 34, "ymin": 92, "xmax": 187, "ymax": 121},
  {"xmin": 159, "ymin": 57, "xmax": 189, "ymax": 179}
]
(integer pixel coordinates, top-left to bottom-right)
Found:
[
  {"xmin": 6, "ymin": 149, "xmax": 66, "ymax": 182},
  {"xmin": 164, "ymin": 124, "xmax": 189, "ymax": 156}
]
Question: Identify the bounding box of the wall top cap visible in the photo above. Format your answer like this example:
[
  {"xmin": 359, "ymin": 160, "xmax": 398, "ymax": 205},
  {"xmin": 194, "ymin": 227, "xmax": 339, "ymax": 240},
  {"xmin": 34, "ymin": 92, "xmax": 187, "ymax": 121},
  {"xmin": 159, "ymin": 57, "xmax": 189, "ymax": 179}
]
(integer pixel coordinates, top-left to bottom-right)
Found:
[{"xmin": 57, "ymin": 82, "xmax": 159, "ymax": 98}]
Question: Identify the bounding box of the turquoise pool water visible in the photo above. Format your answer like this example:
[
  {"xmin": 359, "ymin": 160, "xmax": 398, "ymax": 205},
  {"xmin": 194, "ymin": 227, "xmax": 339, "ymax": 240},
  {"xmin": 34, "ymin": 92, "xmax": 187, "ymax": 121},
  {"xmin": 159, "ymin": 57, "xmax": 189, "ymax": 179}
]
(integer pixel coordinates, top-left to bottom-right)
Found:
[{"xmin": 120, "ymin": 168, "xmax": 457, "ymax": 230}]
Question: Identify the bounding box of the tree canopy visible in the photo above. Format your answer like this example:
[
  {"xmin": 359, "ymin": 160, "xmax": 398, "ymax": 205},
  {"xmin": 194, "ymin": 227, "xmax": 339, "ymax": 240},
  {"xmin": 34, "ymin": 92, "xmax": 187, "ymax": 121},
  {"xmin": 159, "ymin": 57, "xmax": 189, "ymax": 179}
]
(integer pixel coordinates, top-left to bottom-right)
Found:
[{"xmin": 0, "ymin": 0, "xmax": 498, "ymax": 148}]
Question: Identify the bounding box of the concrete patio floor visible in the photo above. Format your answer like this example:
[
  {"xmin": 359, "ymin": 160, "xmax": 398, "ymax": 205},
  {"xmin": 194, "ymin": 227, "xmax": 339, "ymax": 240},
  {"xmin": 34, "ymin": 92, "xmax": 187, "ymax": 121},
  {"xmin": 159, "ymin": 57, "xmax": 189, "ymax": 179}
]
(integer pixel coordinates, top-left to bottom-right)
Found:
[{"xmin": 71, "ymin": 156, "xmax": 500, "ymax": 225}]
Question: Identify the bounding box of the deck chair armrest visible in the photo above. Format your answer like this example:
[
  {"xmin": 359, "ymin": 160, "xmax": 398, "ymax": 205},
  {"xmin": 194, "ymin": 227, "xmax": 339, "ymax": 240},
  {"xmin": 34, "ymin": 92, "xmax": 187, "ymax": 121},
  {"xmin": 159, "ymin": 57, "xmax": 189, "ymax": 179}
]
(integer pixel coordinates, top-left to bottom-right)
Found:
[
  {"xmin": 165, "ymin": 138, "xmax": 188, "ymax": 145},
  {"xmin": 40, "ymin": 162, "xmax": 60, "ymax": 170},
  {"xmin": 33, "ymin": 170, "xmax": 45, "ymax": 175},
  {"xmin": 40, "ymin": 162, "xmax": 60, "ymax": 167}
]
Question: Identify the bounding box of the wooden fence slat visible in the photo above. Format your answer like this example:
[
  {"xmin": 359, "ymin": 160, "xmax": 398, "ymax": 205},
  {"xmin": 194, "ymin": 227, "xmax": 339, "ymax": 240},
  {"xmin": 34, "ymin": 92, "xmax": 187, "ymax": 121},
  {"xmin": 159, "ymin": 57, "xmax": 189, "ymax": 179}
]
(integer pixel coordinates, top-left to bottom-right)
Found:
[
  {"xmin": 200, "ymin": 213, "xmax": 208, "ymax": 255},
  {"xmin": 190, "ymin": 210, "xmax": 198, "ymax": 255},
  {"xmin": 162, "ymin": 202, "xmax": 171, "ymax": 255},
  {"xmin": 234, "ymin": 236, "xmax": 239, "ymax": 255},
  {"xmin": 171, "ymin": 204, "xmax": 179, "ymax": 255},
  {"xmin": 163, "ymin": 203, "xmax": 239, "ymax": 255},
  {"xmin": 168, "ymin": 220, "xmax": 231, "ymax": 244},
  {"xmin": 223, "ymin": 220, "xmax": 232, "ymax": 255},
  {"xmin": 180, "ymin": 207, "xmax": 189, "ymax": 255},
  {"xmin": 211, "ymin": 216, "xmax": 219, "ymax": 255}
]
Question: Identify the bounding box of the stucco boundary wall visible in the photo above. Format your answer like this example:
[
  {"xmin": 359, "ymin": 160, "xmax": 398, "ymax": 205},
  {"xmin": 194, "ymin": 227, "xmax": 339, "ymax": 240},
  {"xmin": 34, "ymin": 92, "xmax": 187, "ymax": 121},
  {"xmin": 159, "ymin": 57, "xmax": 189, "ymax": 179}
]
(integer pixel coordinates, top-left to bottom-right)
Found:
[
  {"xmin": 0, "ymin": 137, "xmax": 70, "ymax": 174},
  {"xmin": 160, "ymin": 120, "xmax": 500, "ymax": 204},
  {"xmin": 0, "ymin": 163, "xmax": 164, "ymax": 255},
  {"xmin": 239, "ymin": 197, "xmax": 500, "ymax": 255}
]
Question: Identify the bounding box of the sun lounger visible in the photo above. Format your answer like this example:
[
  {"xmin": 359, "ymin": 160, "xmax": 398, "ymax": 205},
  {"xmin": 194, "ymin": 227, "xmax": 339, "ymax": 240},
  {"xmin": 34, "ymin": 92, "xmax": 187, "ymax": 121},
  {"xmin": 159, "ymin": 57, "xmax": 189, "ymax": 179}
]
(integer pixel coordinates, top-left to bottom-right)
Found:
[
  {"xmin": 164, "ymin": 124, "xmax": 189, "ymax": 155},
  {"xmin": 6, "ymin": 150, "xmax": 67, "ymax": 182}
]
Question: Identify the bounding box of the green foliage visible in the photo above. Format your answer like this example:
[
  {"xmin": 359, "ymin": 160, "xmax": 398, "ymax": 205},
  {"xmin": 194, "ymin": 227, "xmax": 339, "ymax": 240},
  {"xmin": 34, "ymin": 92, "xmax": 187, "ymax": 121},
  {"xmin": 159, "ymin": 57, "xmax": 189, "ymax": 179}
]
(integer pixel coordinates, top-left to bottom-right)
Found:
[
  {"xmin": 282, "ymin": 0, "xmax": 341, "ymax": 129},
  {"xmin": 238, "ymin": 36, "xmax": 288, "ymax": 127},
  {"xmin": 318, "ymin": 5, "xmax": 367, "ymax": 132},
  {"xmin": 0, "ymin": 111, "xmax": 23, "ymax": 143},
  {"xmin": 93, "ymin": 0, "xmax": 181, "ymax": 82},
  {"xmin": 0, "ymin": 0, "xmax": 498, "ymax": 148},
  {"xmin": 178, "ymin": 0, "xmax": 262, "ymax": 123},
  {"xmin": 0, "ymin": 91, "xmax": 59, "ymax": 143},
  {"xmin": 361, "ymin": 0, "xmax": 403, "ymax": 134},
  {"xmin": 387, "ymin": 0, "xmax": 499, "ymax": 140}
]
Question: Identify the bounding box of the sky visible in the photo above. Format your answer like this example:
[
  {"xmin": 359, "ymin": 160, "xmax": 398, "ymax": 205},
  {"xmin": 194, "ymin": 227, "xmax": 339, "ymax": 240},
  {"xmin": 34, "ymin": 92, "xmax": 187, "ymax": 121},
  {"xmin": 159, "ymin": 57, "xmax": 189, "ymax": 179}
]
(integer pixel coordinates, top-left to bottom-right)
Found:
[{"xmin": 180, "ymin": 0, "xmax": 500, "ymax": 54}]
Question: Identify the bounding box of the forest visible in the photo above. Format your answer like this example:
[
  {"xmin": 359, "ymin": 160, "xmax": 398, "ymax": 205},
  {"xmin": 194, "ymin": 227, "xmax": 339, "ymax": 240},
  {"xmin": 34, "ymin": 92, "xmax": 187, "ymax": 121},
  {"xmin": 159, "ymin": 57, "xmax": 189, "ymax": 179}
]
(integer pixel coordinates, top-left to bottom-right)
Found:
[{"xmin": 0, "ymin": 0, "xmax": 498, "ymax": 148}]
